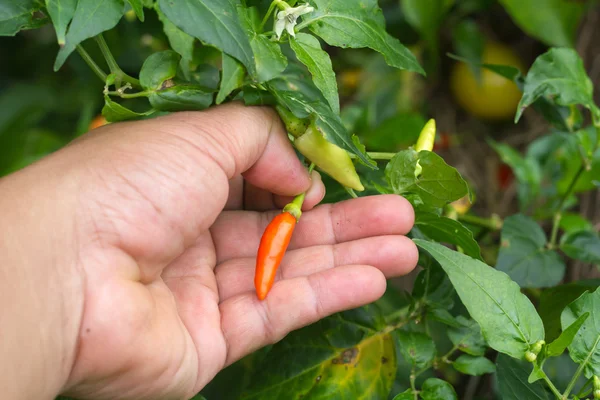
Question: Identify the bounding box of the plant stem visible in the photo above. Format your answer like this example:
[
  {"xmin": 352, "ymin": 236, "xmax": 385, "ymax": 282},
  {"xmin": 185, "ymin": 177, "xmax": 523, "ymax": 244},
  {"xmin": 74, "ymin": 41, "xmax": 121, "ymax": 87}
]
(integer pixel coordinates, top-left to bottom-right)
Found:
[
  {"xmin": 106, "ymin": 90, "xmax": 153, "ymax": 99},
  {"xmin": 368, "ymin": 152, "xmax": 396, "ymax": 160},
  {"xmin": 283, "ymin": 163, "xmax": 314, "ymax": 220},
  {"xmin": 548, "ymin": 165, "xmax": 585, "ymax": 248},
  {"xmin": 457, "ymin": 213, "xmax": 503, "ymax": 231},
  {"xmin": 563, "ymin": 335, "xmax": 600, "ymax": 398},
  {"xmin": 410, "ymin": 368, "xmax": 418, "ymax": 400},
  {"xmin": 94, "ymin": 34, "xmax": 141, "ymax": 89},
  {"xmin": 575, "ymin": 377, "xmax": 593, "ymax": 398},
  {"xmin": 295, "ymin": 15, "xmax": 322, "ymax": 32},
  {"xmin": 76, "ymin": 45, "xmax": 107, "ymax": 82},
  {"xmin": 540, "ymin": 373, "xmax": 563, "ymax": 400},
  {"xmin": 349, "ymin": 152, "xmax": 396, "ymax": 160},
  {"xmin": 259, "ymin": 0, "xmax": 278, "ymax": 32}
]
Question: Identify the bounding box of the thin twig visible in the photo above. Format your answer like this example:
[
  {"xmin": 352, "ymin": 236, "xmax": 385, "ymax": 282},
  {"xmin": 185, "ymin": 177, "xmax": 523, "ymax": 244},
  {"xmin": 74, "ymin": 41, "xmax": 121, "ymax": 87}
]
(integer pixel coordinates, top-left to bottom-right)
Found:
[{"xmin": 76, "ymin": 45, "xmax": 107, "ymax": 82}]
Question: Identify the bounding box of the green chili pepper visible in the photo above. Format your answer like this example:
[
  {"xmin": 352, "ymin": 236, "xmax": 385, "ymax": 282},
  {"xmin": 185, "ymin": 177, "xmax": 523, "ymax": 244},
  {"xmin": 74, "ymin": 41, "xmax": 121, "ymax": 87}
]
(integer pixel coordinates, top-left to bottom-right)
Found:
[
  {"xmin": 276, "ymin": 106, "xmax": 364, "ymax": 191},
  {"xmin": 276, "ymin": 106, "xmax": 310, "ymax": 138},
  {"xmin": 414, "ymin": 118, "xmax": 437, "ymax": 178},
  {"xmin": 295, "ymin": 124, "xmax": 364, "ymax": 191},
  {"xmin": 415, "ymin": 118, "xmax": 436, "ymax": 152}
]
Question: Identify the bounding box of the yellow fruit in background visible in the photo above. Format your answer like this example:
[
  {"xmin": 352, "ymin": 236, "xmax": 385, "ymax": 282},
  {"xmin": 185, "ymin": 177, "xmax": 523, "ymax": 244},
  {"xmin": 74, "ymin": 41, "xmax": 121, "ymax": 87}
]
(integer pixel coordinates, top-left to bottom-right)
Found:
[
  {"xmin": 450, "ymin": 42, "xmax": 525, "ymax": 120},
  {"xmin": 338, "ymin": 69, "xmax": 362, "ymax": 91}
]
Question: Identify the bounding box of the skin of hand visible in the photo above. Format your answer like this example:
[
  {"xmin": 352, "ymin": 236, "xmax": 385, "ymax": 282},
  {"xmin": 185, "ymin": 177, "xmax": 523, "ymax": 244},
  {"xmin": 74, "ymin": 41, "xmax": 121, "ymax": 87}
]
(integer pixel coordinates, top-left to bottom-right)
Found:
[{"xmin": 0, "ymin": 103, "xmax": 418, "ymax": 400}]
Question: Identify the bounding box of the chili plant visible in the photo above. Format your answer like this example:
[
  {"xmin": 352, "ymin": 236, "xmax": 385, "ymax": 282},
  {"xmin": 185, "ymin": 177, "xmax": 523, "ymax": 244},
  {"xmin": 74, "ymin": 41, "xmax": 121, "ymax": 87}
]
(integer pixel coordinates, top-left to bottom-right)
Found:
[{"xmin": 2, "ymin": 0, "xmax": 600, "ymax": 399}]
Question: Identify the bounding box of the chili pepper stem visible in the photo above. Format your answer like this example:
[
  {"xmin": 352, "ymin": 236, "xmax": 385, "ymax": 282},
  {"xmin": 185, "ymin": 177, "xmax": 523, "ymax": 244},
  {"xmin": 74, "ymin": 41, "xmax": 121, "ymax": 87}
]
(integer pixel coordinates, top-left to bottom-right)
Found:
[{"xmin": 282, "ymin": 163, "xmax": 314, "ymax": 220}]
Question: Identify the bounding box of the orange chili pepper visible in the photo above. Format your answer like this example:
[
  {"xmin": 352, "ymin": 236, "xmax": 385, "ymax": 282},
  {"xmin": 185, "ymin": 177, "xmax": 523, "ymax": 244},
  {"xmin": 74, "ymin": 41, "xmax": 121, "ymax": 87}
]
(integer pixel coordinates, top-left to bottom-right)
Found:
[
  {"xmin": 254, "ymin": 211, "xmax": 297, "ymax": 300},
  {"xmin": 254, "ymin": 164, "xmax": 314, "ymax": 300}
]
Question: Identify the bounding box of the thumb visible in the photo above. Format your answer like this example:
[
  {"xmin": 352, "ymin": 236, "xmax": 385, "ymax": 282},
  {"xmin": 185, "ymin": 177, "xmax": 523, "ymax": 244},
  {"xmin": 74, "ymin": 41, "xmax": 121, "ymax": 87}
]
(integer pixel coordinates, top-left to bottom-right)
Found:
[{"xmin": 164, "ymin": 102, "xmax": 311, "ymax": 196}]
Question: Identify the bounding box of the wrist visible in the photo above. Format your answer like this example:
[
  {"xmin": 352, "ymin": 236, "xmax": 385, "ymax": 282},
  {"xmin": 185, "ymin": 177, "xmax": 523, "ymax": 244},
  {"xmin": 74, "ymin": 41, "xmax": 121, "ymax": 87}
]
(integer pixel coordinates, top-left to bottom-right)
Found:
[{"xmin": 0, "ymin": 160, "xmax": 85, "ymax": 399}]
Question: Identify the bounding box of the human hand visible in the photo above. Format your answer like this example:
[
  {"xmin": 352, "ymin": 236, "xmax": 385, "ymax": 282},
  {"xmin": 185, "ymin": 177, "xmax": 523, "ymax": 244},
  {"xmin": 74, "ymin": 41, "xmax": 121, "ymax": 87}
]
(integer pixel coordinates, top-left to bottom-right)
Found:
[{"xmin": 1, "ymin": 103, "xmax": 417, "ymax": 400}]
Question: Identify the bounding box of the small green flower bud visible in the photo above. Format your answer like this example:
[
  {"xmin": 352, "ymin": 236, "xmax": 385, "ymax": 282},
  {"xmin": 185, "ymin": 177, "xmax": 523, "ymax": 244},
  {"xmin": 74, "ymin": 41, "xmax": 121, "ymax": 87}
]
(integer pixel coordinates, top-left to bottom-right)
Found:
[
  {"xmin": 525, "ymin": 351, "xmax": 537, "ymax": 362},
  {"xmin": 594, "ymin": 375, "xmax": 600, "ymax": 391},
  {"xmin": 531, "ymin": 340, "xmax": 545, "ymax": 355},
  {"xmin": 594, "ymin": 389, "xmax": 600, "ymax": 399}
]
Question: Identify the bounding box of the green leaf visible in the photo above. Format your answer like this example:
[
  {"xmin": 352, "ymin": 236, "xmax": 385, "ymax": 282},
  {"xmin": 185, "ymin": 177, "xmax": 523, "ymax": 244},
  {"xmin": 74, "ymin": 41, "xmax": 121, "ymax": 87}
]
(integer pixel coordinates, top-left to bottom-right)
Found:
[
  {"xmin": 527, "ymin": 361, "xmax": 546, "ymax": 384},
  {"xmin": 240, "ymin": 307, "xmax": 396, "ymax": 399},
  {"xmin": 496, "ymin": 354, "xmax": 549, "ymax": 400},
  {"xmin": 489, "ymin": 141, "xmax": 541, "ymax": 210},
  {"xmin": 557, "ymin": 147, "xmax": 600, "ymax": 195},
  {"xmin": 155, "ymin": 5, "xmax": 194, "ymax": 66},
  {"xmin": 238, "ymin": 6, "xmax": 286, "ymax": 83},
  {"xmin": 420, "ymin": 378, "xmax": 457, "ymax": 400},
  {"xmin": 363, "ymin": 112, "xmax": 426, "ymax": 152},
  {"xmin": 242, "ymin": 87, "xmax": 276, "ymax": 106},
  {"xmin": 560, "ymin": 230, "xmax": 600, "ymax": 264},
  {"xmin": 0, "ymin": 0, "xmax": 42, "ymax": 36},
  {"xmin": 149, "ymin": 85, "xmax": 213, "ymax": 112},
  {"xmin": 401, "ymin": 0, "xmax": 453, "ymax": 54},
  {"xmin": 576, "ymin": 125, "xmax": 598, "ymax": 158},
  {"xmin": 290, "ymin": 32, "xmax": 339, "ymax": 114},
  {"xmin": 539, "ymin": 280, "xmax": 600, "ymax": 342},
  {"xmin": 496, "ymin": 214, "xmax": 565, "ymax": 288},
  {"xmin": 386, "ymin": 150, "xmax": 469, "ymax": 208},
  {"xmin": 396, "ymin": 331, "xmax": 436, "ymax": 368},
  {"xmin": 392, "ymin": 390, "xmax": 414, "ymax": 400},
  {"xmin": 414, "ymin": 211, "xmax": 482, "ymax": 260},
  {"xmin": 200, "ymin": 349, "xmax": 268, "ymax": 400},
  {"xmin": 414, "ymin": 240, "xmax": 545, "ymax": 360},
  {"xmin": 451, "ymin": 20, "xmax": 484, "ymax": 74},
  {"xmin": 375, "ymin": 284, "xmax": 412, "ymax": 324},
  {"xmin": 428, "ymin": 308, "xmax": 461, "ymax": 328},
  {"xmin": 139, "ymin": 50, "xmax": 180, "ymax": 90},
  {"xmin": 447, "ymin": 316, "xmax": 487, "ymax": 356},
  {"xmin": 54, "ymin": 0, "xmax": 124, "ymax": 71},
  {"xmin": 249, "ymin": 35, "xmax": 286, "ymax": 83},
  {"xmin": 45, "ymin": 0, "xmax": 77, "ymax": 45},
  {"xmin": 560, "ymin": 213, "xmax": 595, "ymax": 234},
  {"xmin": 452, "ymin": 355, "xmax": 495, "ymax": 376},
  {"xmin": 268, "ymin": 76, "xmax": 372, "ymax": 166},
  {"xmin": 412, "ymin": 255, "xmax": 455, "ymax": 310},
  {"xmin": 125, "ymin": 0, "xmax": 144, "ymax": 21},
  {"xmin": 304, "ymin": 0, "xmax": 423, "ymax": 74},
  {"xmin": 547, "ymin": 312, "xmax": 589, "ymax": 357},
  {"xmin": 448, "ymin": 53, "xmax": 575, "ymax": 132},
  {"xmin": 561, "ymin": 288, "xmax": 600, "ymax": 378},
  {"xmin": 157, "ymin": 0, "xmax": 255, "ymax": 74},
  {"xmin": 499, "ymin": 0, "xmax": 585, "ymax": 48},
  {"xmin": 102, "ymin": 95, "xmax": 154, "ymax": 122},
  {"xmin": 516, "ymin": 48, "xmax": 598, "ymax": 123},
  {"xmin": 217, "ymin": 53, "xmax": 245, "ymax": 104}
]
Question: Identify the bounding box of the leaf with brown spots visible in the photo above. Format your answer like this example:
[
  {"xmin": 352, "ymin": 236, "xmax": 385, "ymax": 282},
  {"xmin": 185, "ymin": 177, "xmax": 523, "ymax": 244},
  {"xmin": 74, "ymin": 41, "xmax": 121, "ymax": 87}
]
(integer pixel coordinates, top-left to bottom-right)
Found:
[{"xmin": 237, "ymin": 306, "xmax": 397, "ymax": 399}]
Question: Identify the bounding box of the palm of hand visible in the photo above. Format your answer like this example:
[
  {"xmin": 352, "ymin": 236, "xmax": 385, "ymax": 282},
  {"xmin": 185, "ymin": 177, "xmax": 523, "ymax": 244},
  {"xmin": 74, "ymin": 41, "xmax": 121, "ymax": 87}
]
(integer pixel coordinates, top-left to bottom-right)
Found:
[{"xmin": 60, "ymin": 106, "xmax": 416, "ymax": 400}]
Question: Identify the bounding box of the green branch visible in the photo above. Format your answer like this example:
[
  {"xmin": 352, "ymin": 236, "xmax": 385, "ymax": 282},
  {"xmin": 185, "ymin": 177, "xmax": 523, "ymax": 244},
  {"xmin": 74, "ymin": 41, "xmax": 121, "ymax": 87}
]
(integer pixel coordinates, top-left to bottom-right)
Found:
[
  {"xmin": 76, "ymin": 45, "xmax": 107, "ymax": 82},
  {"xmin": 94, "ymin": 34, "xmax": 141, "ymax": 89},
  {"xmin": 105, "ymin": 90, "xmax": 153, "ymax": 99},
  {"xmin": 563, "ymin": 335, "xmax": 600, "ymax": 398},
  {"xmin": 349, "ymin": 152, "xmax": 396, "ymax": 161},
  {"xmin": 540, "ymin": 372, "xmax": 563, "ymax": 399},
  {"xmin": 548, "ymin": 166, "xmax": 585, "ymax": 248},
  {"xmin": 457, "ymin": 213, "xmax": 503, "ymax": 231},
  {"xmin": 409, "ymin": 369, "xmax": 418, "ymax": 400},
  {"xmin": 575, "ymin": 377, "xmax": 593, "ymax": 399},
  {"xmin": 259, "ymin": 0, "xmax": 278, "ymax": 32}
]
